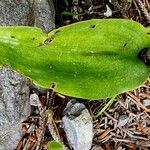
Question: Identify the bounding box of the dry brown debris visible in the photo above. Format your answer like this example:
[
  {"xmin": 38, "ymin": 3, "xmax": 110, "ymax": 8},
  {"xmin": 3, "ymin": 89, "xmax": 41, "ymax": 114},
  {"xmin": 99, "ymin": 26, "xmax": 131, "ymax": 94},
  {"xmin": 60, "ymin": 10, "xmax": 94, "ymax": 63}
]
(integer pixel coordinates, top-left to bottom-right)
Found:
[
  {"xmin": 92, "ymin": 78, "xmax": 150, "ymax": 149},
  {"xmin": 127, "ymin": 0, "xmax": 150, "ymax": 26}
]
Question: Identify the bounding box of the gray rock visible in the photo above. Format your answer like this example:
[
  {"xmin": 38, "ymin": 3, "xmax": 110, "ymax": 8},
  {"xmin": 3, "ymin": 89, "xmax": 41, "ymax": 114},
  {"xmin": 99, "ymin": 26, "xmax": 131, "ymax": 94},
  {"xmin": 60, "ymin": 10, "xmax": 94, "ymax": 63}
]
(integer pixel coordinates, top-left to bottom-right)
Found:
[
  {"xmin": 91, "ymin": 145, "xmax": 104, "ymax": 150},
  {"xmin": 0, "ymin": 0, "xmax": 55, "ymax": 32},
  {"xmin": 103, "ymin": 4, "xmax": 112, "ymax": 17},
  {"xmin": 62, "ymin": 100, "xmax": 93, "ymax": 150},
  {"xmin": 0, "ymin": 66, "xmax": 31, "ymax": 150},
  {"xmin": 0, "ymin": 123, "xmax": 22, "ymax": 150},
  {"xmin": 34, "ymin": 0, "xmax": 55, "ymax": 32},
  {"xmin": 142, "ymin": 99, "xmax": 150, "ymax": 107},
  {"xmin": 30, "ymin": 93, "xmax": 40, "ymax": 107},
  {"xmin": 63, "ymin": 99, "xmax": 86, "ymax": 120},
  {"xmin": 117, "ymin": 115, "xmax": 129, "ymax": 127}
]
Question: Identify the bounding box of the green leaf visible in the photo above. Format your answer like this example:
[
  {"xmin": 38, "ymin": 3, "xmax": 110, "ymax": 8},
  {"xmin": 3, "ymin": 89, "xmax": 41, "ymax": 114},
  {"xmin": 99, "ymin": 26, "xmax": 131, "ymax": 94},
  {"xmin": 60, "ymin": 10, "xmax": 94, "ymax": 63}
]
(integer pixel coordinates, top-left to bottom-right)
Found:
[
  {"xmin": 47, "ymin": 141, "xmax": 63, "ymax": 150},
  {"xmin": 0, "ymin": 19, "xmax": 150, "ymax": 100}
]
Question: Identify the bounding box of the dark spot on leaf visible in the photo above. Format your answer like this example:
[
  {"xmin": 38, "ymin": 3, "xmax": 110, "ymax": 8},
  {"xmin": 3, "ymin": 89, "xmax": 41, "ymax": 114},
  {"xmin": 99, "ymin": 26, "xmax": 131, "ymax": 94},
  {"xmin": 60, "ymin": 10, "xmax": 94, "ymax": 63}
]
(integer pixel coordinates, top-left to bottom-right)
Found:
[
  {"xmin": 44, "ymin": 37, "xmax": 54, "ymax": 45},
  {"xmin": 147, "ymin": 32, "xmax": 150, "ymax": 35},
  {"xmin": 49, "ymin": 64, "xmax": 53, "ymax": 69},
  {"xmin": 38, "ymin": 43, "xmax": 44, "ymax": 47},
  {"xmin": 32, "ymin": 37, "xmax": 37, "ymax": 41},
  {"xmin": 89, "ymin": 25, "xmax": 96, "ymax": 28},
  {"xmin": 11, "ymin": 35, "xmax": 15, "ymax": 38},
  {"xmin": 123, "ymin": 43, "xmax": 127, "ymax": 47},
  {"xmin": 55, "ymin": 30, "xmax": 60, "ymax": 34},
  {"xmin": 50, "ymin": 82, "xmax": 56, "ymax": 89}
]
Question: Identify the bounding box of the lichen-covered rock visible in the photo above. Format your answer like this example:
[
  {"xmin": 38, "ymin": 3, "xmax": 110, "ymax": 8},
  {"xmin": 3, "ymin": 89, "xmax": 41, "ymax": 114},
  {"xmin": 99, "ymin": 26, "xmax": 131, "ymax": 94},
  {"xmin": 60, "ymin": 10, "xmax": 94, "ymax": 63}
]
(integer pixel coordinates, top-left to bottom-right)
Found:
[
  {"xmin": 0, "ymin": 0, "xmax": 55, "ymax": 32},
  {"xmin": 0, "ymin": 66, "xmax": 31, "ymax": 150}
]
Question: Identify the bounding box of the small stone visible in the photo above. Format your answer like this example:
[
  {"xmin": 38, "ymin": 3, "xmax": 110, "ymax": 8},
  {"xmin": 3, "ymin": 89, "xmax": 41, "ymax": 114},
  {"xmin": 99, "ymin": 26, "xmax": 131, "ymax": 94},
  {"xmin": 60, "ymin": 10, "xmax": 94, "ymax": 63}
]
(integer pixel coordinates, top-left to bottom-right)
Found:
[
  {"xmin": 91, "ymin": 145, "xmax": 104, "ymax": 150},
  {"xmin": 103, "ymin": 5, "xmax": 112, "ymax": 17},
  {"xmin": 30, "ymin": 93, "xmax": 40, "ymax": 107},
  {"xmin": 117, "ymin": 115, "xmax": 129, "ymax": 127},
  {"xmin": 62, "ymin": 100, "xmax": 93, "ymax": 150},
  {"xmin": 142, "ymin": 99, "xmax": 150, "ymax": 107}
]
